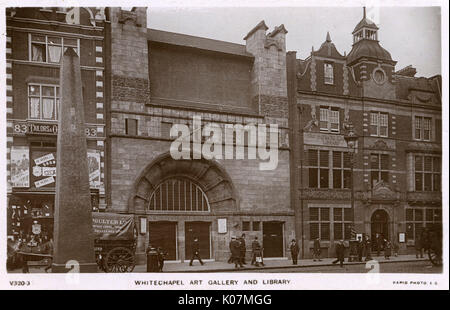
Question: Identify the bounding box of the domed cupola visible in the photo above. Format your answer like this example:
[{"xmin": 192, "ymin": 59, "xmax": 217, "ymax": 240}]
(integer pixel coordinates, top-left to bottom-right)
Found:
[
  {"xmin": 346, "ymin": 8, "xmax": 397, "ymax": 100},
  {"xmin": 347, "ymin": 8, "xmax": 395, "ymax": 66}
]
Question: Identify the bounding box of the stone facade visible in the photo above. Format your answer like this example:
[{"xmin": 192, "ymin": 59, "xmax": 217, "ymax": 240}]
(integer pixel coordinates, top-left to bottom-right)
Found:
[{"xmin": 107, "ymin": 9, "xmax": 292, "ymax": 263}]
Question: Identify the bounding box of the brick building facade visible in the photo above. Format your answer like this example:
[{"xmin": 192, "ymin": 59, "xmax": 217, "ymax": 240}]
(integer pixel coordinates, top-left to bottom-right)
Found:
[
  {"xmin": 6, "ymin": 8, "xmax": 108, "ymax": 241},
  {"xmin": 287, "ymin": 10, "xmax": 442, "ymax": 258},
  {"xmin": 106, "ymin": 8, "xmax": 293, "ymax": 263}
]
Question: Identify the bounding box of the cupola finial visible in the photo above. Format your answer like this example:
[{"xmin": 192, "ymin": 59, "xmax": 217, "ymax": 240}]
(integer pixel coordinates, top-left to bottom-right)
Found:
[
  {"xmin": 326, "ymin": 31, "xmax": 331, "ymax": 42},
  {"xmin": 363, "ymin": 6, "xmax": 366, "ymax": 19}
]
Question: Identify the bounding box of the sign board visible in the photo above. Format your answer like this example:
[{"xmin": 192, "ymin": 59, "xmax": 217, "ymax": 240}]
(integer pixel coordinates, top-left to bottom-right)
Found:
[
  {"xmin": 11, "ymin": 146, "xmax": 30, "ymax": 187},
  {"xmin": 398, "ymin": 232, "xmax": 405, "ymax": 243},
  {"xmin": 87, "ymin": 150, "xmax": 101, "ymax": 189},
  {"xmin": 92, "ymin": 212, "xmax": 135, "ymax": 240},
  {"xmin": 13, "ymin": 121, "xmax": 98, "ymax": 138},
  {"xmin": 218, "ymin": 218, "xmax": 227, "ymax": 234}
]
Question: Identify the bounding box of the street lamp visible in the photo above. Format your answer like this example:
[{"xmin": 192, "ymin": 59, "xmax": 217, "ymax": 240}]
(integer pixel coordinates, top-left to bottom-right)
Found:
[{"xmin": 344, "ymin": 123, "xmax": 358, "ymax": 261}]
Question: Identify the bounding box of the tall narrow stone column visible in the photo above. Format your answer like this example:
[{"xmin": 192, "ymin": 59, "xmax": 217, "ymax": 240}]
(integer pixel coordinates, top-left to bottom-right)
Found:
[{"xmin": 52, "ymin": 48, "xmax": 97, "ymax": 273}]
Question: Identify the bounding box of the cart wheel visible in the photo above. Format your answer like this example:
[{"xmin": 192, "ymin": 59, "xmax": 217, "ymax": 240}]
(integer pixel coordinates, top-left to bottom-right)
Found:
[
  {"xmin": 105, "ymin": 247, "xmax": 135, "ymax": 273},
  {"xmin": 428, "ymin": 248, "xmax": 442, "ymax": 266}
]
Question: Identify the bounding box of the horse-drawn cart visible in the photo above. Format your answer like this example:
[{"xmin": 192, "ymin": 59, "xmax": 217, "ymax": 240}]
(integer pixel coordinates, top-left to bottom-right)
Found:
[
  {"xmin": 92, "ymin": 212, "xmax": 137, "ymax": 273},
  {"xmin": 9, "ymin": 212, "xmax": 137, "ymax": 273}
]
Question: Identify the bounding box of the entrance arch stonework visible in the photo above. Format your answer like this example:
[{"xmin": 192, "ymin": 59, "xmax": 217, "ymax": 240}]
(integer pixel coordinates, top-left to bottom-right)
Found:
[{"xmin": 129, "ymin": 153, "xmax": 239, "ymax": 214}]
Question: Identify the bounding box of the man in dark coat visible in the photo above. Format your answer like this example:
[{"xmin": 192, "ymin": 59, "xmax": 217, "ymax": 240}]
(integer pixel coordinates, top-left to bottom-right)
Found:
[
  {"xmin": 415, "ymin": 230, "xmax": 424, "ymax": 258},
  {"xmin": 239, "ymin": 234, "xmax": 247, "ymax": 265},
  {"xmin": 357, "ymin": 235, "xmax": 364, "ymax": 262},
  {"xmin": 332, "ymin": 240, "xmax": 345, "ymax": 268},
  {"xmin": 313, "ymin": 238, "xmax": 321, "ymax": 261},
  {"xmin": 364, "ymin": 235, "xmax": 372, "ymax": 261},
  {"xmin": 290, "ymin": 239, "xmax": 299, "ymax": 265},
  {"xmin": 375, "ymin": 233, "xmax": 383, "ymax": 257},
  {"xmin": 231, "ymin": 236, "xmax": 243, "ymax": 269},
  {"xmin": 251, "ymin": 236, "xmax": 264, "ymax": 266},
  {"xmin": 189, "ymin": 237, "xmax": 204, "ymax": 266}
]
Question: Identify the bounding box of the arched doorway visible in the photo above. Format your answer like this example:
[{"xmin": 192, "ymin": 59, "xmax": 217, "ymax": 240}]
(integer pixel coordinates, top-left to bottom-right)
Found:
[
  {"xmin": 130, "ymin": 153, "xmax": 238, "ymax": 261},
  {"xmin": 371, "ymin": 209, "xmax": 389, "ymax": 250}
]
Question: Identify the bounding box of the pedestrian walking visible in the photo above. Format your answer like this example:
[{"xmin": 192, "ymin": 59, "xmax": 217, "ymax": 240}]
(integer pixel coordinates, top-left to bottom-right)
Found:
[
  {"xmin": 227, "ymin": 237, "xmax": 234, "ymax": 264},
  {"xmin": 239, "ymin": 234, "xmax": 247, "ymax": 265},
  {"xmin": 290, "ymin": 239, "xmax": 299, "ymax": 265},
  {"xmin": 384, "ymin": 240, "xmax": 392, "ymax": 259},
  {"xmin": 44, "ymin": 237, "xmax": 53, "ymax": 273},
  {"xmin": 251, "ymin": 237, "xmax": 264, "ymax": 266},
  {"xmin": 415, "ymin": 230, "xmax": 423, "ymax": 258},
  {"xmin": 189, "ymin": 237, "xmax": 204, "ymax": 266},
  {"xmin": 332, "ymin": 240, "xmax": 345, "ymax": 268},
  {"xmin": 375, "ymin": 233, "xmax": 383, "ymax": 257},
  {"xmin": 231, "ymin": 236, "xmax": 243, "ymax": 269},
  {"xmin": 313, "ymin": 237, "xmax": 321, "ymax": 261},
  {"xmin": 393, "ymin": 241, "xmax": 399, "ymax": 257},
  {"xmin": 157, "ymin": 247, "xmax": 167, "ymax": 272},
  {"xmin": 357, "ymin": 235, "xmax": 364, "ymax": 262},
  {"xmin": 364, "ymin": 235, "xmax": 372, "ymax": 261}
]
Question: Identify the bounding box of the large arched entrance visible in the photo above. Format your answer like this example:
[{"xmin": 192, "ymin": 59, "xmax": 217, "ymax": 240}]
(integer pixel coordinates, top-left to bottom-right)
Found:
[
  {"xmin": 371, "ymin": 209, "xmax": 389, "ymax": 250},
  {"xmin": 129, "ymin": 153, "xmax": 238, "ymax": 261}
]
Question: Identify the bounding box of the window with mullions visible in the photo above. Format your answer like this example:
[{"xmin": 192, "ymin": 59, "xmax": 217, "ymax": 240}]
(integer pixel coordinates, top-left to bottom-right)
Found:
[
  {"xmin": 370, "ymin": 153, "xmax": 389, "ymax": 187},
  {"xmin": 333, "ymin": 208, "xmax": 354, "ymax": 240},
  {"xmin": 370, "ymin": 112, "xmax": 388, "ymax": 137},
  {"xmin": 148, "ymin": 178, "xmax": 210, "ymax": 212},
  {"xmin": 28, "ymin": 84, "xmax": 60, "ymax": 120},
  {"xmin": 319, "ymin": 107, "xmax": 340, "ymax": 133},
  {"xmin": 309, "ymin": 207, "xmax": 330, "ymax": 240},
  {"xmin": 30, "ymin": 34, "xmax": 79, "ymax": 63},
  {"xmin": 414, "ymin": 155, "xmax": 441, "ymax": 192},
  {"xmin": 406, "ymin": 208, "xmax": 442, "ymax": 241},
  {"xmin": 332, "ymin": 151, "xmax": 351, "ymax": 189},
  {"xmin": 414, "ymin": 116, "xmax": 432, "ymax": 141},
  {"xmin": 308, "ymin": 150, "xmax": 329, "ymax": 188}
]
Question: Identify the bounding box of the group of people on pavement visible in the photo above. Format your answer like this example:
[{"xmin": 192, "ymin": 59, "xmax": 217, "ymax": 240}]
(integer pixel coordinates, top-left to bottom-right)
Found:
[{"xmin": 228, "ymin": 234, "xmax": 265, "ymax": 269}]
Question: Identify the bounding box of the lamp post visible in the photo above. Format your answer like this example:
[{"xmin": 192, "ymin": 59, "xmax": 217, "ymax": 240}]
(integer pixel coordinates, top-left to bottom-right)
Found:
[{"xmin": 344, "ymin": 123, "xmax": 358, "ymax": 261}]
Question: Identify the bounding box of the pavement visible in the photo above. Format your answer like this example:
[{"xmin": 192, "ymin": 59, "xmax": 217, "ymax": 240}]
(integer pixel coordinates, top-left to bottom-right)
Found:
[
  {"xmin": 8, "ymin": 254, "xmax": 429, "ymax": 273},
  {"xmin": 133, "ymin": 254, "xmax": 429, "ymax": 273}
]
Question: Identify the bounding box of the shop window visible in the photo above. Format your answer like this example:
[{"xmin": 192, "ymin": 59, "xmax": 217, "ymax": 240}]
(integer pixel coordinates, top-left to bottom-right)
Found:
[
  {"xmin": 324, "ymin": 63, "xmax": 334, "ymax": 85},
  {"xmin": 242, "ymin": 221, "xmax": 251, "ymax": 231},
  {"xmin": 370, "ymin": 153, "xmax": 389, "ymax": 187},
  {"xmin": 414, "ymin": 116, "xmax": 432, "ymax": 141},
  {"xmin": 370, "ymin": 112, "xmax": 388, "ymax": 137},
  {"xmin": 319, "ymin": 106, "xmax": 340, "ymax": 133},
  {"xmin": 29, "ymin": 34, "xmax": 79, "ymax": 63},
  {"xmin": 309, "ymin": 207, "xmax": 330, "ymax": 240},
  {"xmin": 414, "ymin": 155, "xmax": 440, "ymax": 192},
  {"xmin": 148, "ymin": 178, "xmax": 210, "ymax": 212},
  {"xmin": 28, "ymin": 84, "xmax": 60, "ymax": 120},
  {"xmin": 252, "ymin": 221, "xmax": 261, "ymax": 231},
  {"xmin": 125, "ymin": 118, "xmax": 138, "ymax": 136}
]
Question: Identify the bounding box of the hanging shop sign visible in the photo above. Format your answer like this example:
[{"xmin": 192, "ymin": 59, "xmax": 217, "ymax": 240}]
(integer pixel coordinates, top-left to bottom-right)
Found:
[
  {"xmin": 11, "ymin": 146, "xmax": 30, "ymax": 188},
  {"xmin": 13, "ymin": 121, "xmax": 98, "ymax": 138}
]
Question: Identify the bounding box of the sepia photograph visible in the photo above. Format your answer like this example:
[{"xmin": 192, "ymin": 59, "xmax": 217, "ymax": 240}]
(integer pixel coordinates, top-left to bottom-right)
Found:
[{"xmin": 0, "ymin": 0, "xmax": 448, "ymax": 291}]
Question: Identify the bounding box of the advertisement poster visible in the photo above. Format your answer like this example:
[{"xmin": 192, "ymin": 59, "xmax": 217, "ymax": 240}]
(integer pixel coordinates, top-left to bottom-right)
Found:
[
  {"xmin": 31, "ymin": 150, "xmax": 56, "ymax": 189},
  {"xmin": 87, "ymin": 150, "xmax": 101, "ymax": 189},
  {"xmin": 29, "ymin": 149, "xmax": 101, "ymax": 189},
  {"xmin": 10, "ymin": 146, "xmax": 30, "ymax": 187}
]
